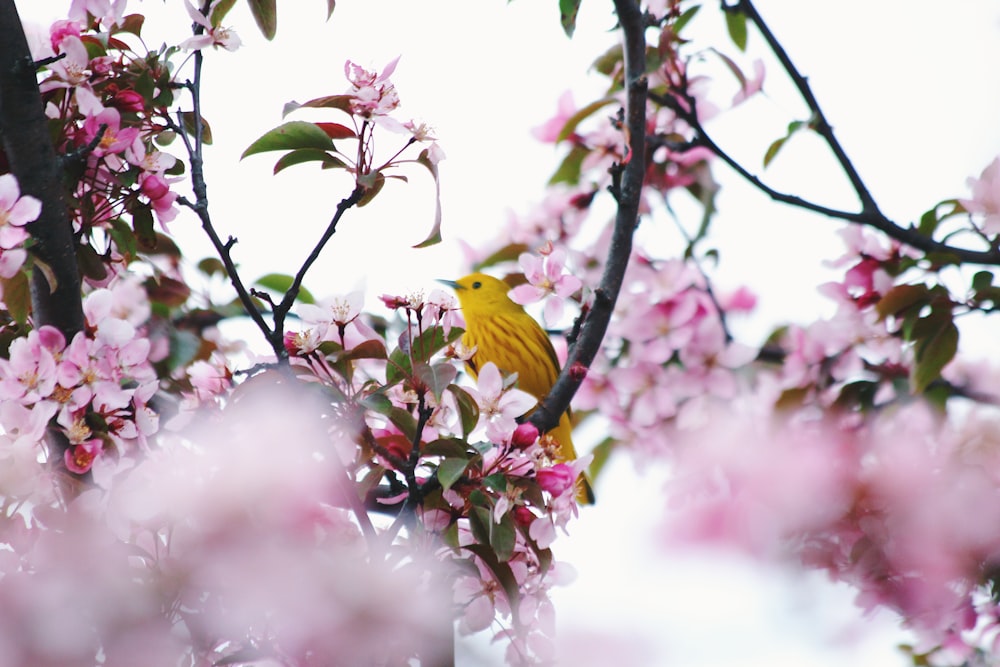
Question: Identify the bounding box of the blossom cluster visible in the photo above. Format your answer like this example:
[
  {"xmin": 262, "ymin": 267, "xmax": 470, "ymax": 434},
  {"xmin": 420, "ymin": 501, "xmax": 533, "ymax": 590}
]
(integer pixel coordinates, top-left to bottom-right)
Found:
[{"xmin": 0, "ymin": 279, "xmax": 158, "ymax": 485}]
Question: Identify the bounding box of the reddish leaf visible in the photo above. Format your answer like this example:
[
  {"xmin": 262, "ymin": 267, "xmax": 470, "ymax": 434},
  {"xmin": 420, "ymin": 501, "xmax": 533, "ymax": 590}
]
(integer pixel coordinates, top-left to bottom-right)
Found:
[{"xmin": 315, "ymin": 122, "xmax": 356, "ymax": 139}]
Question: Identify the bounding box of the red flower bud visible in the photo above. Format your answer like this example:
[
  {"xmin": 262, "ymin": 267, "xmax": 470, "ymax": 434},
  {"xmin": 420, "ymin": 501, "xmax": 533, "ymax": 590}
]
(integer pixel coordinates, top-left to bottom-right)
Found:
[
  {"xmin": 513, "ymin": 506, "xmax": 535, "ymax": 527},
  {"xmin": 141, "ymin": 174, "xmax": 170, "ymax": 201},
  {"xmin": 536, "ymin": 463, "xmax": 574, "ymax": 497},
  {"xmin": 113, "ymin": 88, "xmax": 146, "ymax": 113},
  {"xmin": 510, "ymin": 422, "xmax": 539, "ymax": 449}
]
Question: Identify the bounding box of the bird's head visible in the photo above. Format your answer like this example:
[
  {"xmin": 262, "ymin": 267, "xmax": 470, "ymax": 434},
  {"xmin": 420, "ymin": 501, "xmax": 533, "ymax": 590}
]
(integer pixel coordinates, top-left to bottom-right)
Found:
[{"xmin": 438, "ymin": 273, "xmax": 521, "ymax": 316}]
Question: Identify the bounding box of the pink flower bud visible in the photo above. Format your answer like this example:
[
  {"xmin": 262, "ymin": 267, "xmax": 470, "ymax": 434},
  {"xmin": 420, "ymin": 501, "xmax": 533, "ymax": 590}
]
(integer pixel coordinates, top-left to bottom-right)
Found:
[
  {"xmin": 510, "ymin": 422, "xmax": 539, "ymax": 449},
  {"xmin": 113, "ymin": 89, "xmax": 145, "ymax": 113},
  {"xmin": 141, "ymin": 174, "xmax": 170, "ymax": 201},
  {"xmin": 569, "ymin": 361, "xmax": 588, "ymax": 381},
  {"xmin": 513, "ymin": 506, "xmax": 535, "ymax": 527},
  {"xmin": 536, "ymin": 463, "xmax": 574, "ymax": 497}
]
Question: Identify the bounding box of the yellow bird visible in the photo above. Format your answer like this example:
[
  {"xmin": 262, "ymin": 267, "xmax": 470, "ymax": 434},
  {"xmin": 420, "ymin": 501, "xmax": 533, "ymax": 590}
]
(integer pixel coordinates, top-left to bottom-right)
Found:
[{"xmin": 440, "ymin": 273, "xmax": 594, "ymax": 504}]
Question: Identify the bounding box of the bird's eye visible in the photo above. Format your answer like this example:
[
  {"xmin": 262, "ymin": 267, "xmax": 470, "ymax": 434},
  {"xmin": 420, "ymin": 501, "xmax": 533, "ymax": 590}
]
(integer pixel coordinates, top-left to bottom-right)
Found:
[{"xmin": 472, "ymin": 281, "xmax": 482, "ymax": 289}]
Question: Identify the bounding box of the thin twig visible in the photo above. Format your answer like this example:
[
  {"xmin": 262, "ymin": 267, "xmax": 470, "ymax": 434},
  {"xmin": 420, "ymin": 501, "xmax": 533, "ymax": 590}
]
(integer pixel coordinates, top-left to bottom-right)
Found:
[{"xmin": 270, "ymin": 184, "xmax": 366, "ymax": 358}]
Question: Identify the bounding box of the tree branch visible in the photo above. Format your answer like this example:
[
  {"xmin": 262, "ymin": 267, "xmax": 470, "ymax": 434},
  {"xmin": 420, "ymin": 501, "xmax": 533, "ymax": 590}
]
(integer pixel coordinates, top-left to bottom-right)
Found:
[
  {"xmin": 0, "ymin": 0, "xmax": 85, "ymax": 337},
  {"xmin": 530, "ymin": 0, "xmax": 648, "ymax": 433},
  {"xmin": 650, "ymin": 21, "xmax": 1000, "ymax": 267},
  {"xmin": 728, "ymin": 0, "xmax": 883, "ymax": 217},
  {"xmin": 174, "ymin": 52, "xmax": 276, "ymax": 353},
  {"xmin": 269, "ymin": 184, "xmax": 366, "ymax": 359}
]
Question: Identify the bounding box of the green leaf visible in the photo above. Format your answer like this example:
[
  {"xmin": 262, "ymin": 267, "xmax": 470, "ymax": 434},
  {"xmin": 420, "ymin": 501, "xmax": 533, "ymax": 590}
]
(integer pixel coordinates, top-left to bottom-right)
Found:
[
  {"xmin": 209, "ymin": 0, "xmax": 237, "ymax": 27},
  {"xmin": 559, "ymin": 0, "xmax": 581, "ymax": 37},
  {"xmin": 146, "ymin": 276, "xmax": 192, "ymax": 308},
  {"xmin": 972, "ymin": 270, "xmax": 994, "ymax": 292},
  {"xmin": 672, "ymin": 4, "xmax": 701, "ymax": 34},
  {"xmin": 386, "ymin": 325, "xmax": 463, "ymax": 386},
  {"xmin": 273, "ymin": 148, "xmax": 346, "ymax": 175},
  {"xmin": 117, "ymin": 13, "xmax": 145, "ymax": 36},
  {"xmin": 412, "ymin": 148, "xmax": 443, "ymax": 248},
  {"xmin": 911, "ymin": 318, "xmax": 958, "ymax": 393},
  {"xmin": 248, "ymin": 0, "xmax": 277, "ymax": 39},
  {"xmin": 548, "ymin": 143, "xmax": 589, "ymax": 186},
  {"xmin": 386, "ymin": 406, "xmax": 418, "ymax": 442},
  {"xmin": 556, "ymin": 96, "xmax": 617, "ymax": 143},
  {"xmin": 762, "ymin": 137, "xmax": 785, "ymax": 168},
  {"xmin": 167, "ymin": 328, "xmax": 201, "ymax": 372},
  {"xmin": 463, "ymin": 543, "xmax": 521, "ymax": 625},
  {"xmin": 132, "ymin": 206, "xmax": 156, "ymax": 251},
  {"xmin": 242, "ymin": 121, "xmax": 335, "ymax": 160},
  {"xmin": 875, "ymin": 283, "xmax": 931, "ymax": 320},
  {"xmin": 180, "ymin": 111, "xmax": 212, "ymax": 145},
  {"xmin": 447, "ymin": 384, "xmax": 480, "ymax": 438},
  {"xmin": 491, "ymin": 511, "xmax": 517, "ymax": 563},
  {"xmin": 437, "ymin": 458, "xmax": 468, "ymax": 492},
  {"xmin": 108, "ymin": 218, "xmax": 137, "ymax": 262},
  {"xmin": 762, "ymin": 120, "xmax": 807, "ymax": 168},
  {"xmin": 357, "ymin": 171, "xmax": 385, "ymax": 207},
  {"xmin": 414, "ymin": 362, "xmax": 458, "ymax": 400},
  {"xmin": 587, "ymin": 436, "xmax": 615, "ymax": 484},
  {"xmin": 424, "ymin": 438, "xmax": 470, "ymax": 458},
  {"xmin": 76, "ymin": 243, "xmax": 108, "ymax": 282},
  {"xmin": 197, "ymin": 257, "xmax": 227, "ymax": 278},
  {"xmin": 295, "ymin": 94, "xmax": 355, "ymax": 114},
  {"xmin": 1, "ymin": 270, "xmax": 30, "ymax": 325},
  {"xmin": 725, "ymin": 7, "xmax": 748, "ymax": 51},
  {"xmin": 337, "ymin": 339, "xmax": 387, "ymax": 362},
  {"xmin": 254, "ymin": 273, "xmax": 315, "ymax": 304}
]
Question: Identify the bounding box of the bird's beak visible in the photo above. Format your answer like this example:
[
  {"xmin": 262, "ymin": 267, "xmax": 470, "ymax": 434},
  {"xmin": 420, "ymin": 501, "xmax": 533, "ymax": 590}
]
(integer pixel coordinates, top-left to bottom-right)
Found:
[{"xmin": 436, "ymin": 279, "xmax": 462, "ymax": 290}]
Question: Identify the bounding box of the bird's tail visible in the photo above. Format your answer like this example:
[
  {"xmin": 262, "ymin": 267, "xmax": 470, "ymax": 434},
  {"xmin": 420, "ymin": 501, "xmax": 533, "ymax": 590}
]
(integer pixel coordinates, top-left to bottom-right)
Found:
[{"xmin": 549, "ymin": 412, "xmax": 595, "ymax": 505}]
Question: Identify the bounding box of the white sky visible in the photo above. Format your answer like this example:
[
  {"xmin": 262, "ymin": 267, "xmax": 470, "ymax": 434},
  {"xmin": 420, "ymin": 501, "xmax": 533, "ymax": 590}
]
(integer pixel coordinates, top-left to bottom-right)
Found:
[{"xmin": 16, "ymin": 1, "xmax": 1000, "ymax": 665}]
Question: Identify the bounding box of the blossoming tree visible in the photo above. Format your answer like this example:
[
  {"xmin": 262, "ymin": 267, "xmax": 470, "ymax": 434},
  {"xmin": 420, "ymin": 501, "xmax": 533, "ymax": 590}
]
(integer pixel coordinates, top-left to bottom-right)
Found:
[{"xmin": 1, "ymin": 0, "xmax": 1000, "ymax": 665}]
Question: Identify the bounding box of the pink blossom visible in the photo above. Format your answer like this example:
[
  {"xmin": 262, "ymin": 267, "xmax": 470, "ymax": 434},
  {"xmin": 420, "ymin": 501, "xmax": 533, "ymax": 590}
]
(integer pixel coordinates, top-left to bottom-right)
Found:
[
  {"xmin": 284, "ymin": 328, "xmax": 323, "ymax": 356},
  {"xmin": 731, "ymin": 58, "xmax": 766, "ymax": 105},
  {"xmin": 0, "ymin": 174, "xmax": 41, "ymax": 250},
  {"xmin": 466, "ymin": 362, "xmax": 537, "ymax": 443},
  {"xmin": 179, "ymin": 1, "xmax": 242, "ymax": 51},
  {"xmin": 298, "ymin": 291, "xmax": 379, "ymax": 348},
  {"xmin": 532, "ymin": 90, "xmax": 578, "ymax": 143},
  {"xmin": 0, "ymin": 247, "xmax": 27, "ymax": 279},
  {"xmin": 139, "ymin": 173, "xmax": 179, "ymax": 227},
  {"xmin": 49, "ymin": 19, "xmax": 82, "ymax": 52},
  {"xmin": 40, "ymin": 35, "xmax": 91, "ymax": 89},
  {"xmin": 960, "ymin": 156, "xmax": 1000, "ymax": 235},
  {"xmin": 64, "ymin": 439, "xmax": 102, "ymax": 474},
  {"xmin": 510, "ymin": 246, "xmax": 582, "ymax": 325},
  {"xmin": 344, "ymin": 56, "xmax": 401, "ymax": 117},
  {"xmin": 82, "ymin": 108, "xmax": 141, "ymax": 158},
  {"xmin": 68, "ymin": 0, "xmax": 127, "ymax": 27},
  {"xmin": 187, "ymin": 358, "xmax": 232, "ymax": 401},
  {"xmin": 0, "ymin": 326, "xmax": 63, "ymax": 404}
]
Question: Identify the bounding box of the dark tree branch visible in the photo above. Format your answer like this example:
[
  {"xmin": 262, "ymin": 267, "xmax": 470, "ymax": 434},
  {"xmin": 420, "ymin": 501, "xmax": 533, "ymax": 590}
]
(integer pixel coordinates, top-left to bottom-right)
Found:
[
  {"xmin": 684, "ymin": 0, "xmax": 1000, "ymax": 266},
  {"xmin": 530, "ymin": 0, "xmax": 648, "ymax": 433},
  {"xmin": 0, "ymin": 1, "xmax": 87, "ymax": 487},
  {"xmin": 0, "ymin": 0, "xmax": 85, "ymax": 337},
  {"xmin": 173, "ymin": 51, "xmax": 276, "ymax": 354},
  {"xmin": 269, "ymin": 184, "xmax": 366, "ymax": 359},
  {"xmin": 726, "ymin": 0, "xmax": 882, "ymax": 217}
]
